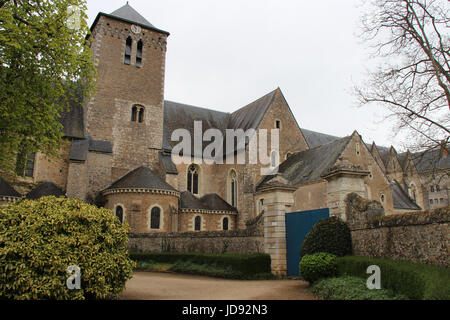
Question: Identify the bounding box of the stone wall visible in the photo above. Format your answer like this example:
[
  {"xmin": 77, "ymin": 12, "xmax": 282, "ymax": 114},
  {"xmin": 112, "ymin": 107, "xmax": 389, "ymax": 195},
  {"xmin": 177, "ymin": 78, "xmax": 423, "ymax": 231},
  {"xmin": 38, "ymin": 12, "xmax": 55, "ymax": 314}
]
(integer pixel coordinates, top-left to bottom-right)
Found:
[
  {"xmin": 128, "ymin": 231, "xmax": 264, "ymax": 255},
  {"xmin": 128, "ymin": 207, "xmax": 264, "ymax": 255},
  {"xmin": 346, "ymin": 193, "xmax": 449, "ymax": 267}
]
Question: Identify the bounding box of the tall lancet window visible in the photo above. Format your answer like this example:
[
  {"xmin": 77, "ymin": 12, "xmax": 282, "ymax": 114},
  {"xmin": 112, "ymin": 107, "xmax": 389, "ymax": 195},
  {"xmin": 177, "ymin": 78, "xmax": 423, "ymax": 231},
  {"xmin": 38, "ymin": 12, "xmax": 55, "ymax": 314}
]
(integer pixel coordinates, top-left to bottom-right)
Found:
[
  {"xmin": 124, "ymin": 36, "xmax": 132, "ymax": 65},
  {"xmin": 136, "ymin": 40, "xmax": 143, "ymax": 68},
  {"xmin": 187, "ymin": 165, "xmax": 199, "ymax": 195},
  {"xmin": 229, "ymin": 170, "xmax": 237, "ymax": 208}
]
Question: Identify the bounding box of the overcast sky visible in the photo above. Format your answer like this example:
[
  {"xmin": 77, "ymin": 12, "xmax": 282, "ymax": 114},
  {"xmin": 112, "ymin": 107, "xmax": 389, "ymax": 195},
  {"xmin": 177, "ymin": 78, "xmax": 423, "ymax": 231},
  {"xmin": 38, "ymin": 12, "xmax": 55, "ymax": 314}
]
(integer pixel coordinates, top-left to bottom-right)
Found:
[{"xmin": 86, "ymin": 0, "xmax": 401, "ymax": 149}]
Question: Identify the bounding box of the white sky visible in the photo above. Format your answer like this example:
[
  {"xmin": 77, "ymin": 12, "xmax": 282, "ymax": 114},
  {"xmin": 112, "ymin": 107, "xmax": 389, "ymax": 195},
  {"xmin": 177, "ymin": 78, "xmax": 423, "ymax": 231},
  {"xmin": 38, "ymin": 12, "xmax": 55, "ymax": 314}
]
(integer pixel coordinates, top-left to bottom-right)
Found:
[{"xmin": 86, "ymin": 0, "xmax": 400, "ymax": 149}]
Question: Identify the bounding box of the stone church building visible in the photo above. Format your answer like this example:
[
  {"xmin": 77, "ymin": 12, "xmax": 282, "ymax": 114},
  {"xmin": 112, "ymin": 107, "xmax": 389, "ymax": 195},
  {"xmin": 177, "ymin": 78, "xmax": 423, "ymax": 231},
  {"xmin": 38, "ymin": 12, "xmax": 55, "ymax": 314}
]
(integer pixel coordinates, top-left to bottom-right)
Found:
[{"xmin": 1, "ymin": 4, "xmax": 448, "ymax": 235}]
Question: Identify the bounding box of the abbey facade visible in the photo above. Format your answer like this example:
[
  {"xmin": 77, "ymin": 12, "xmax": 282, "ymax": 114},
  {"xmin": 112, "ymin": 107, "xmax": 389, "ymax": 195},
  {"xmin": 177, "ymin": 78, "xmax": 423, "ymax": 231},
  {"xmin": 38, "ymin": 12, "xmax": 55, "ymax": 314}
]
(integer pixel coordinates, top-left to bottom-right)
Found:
[{"xmin": 1, "ymin": 4, "xmax": 448, "ymax": 234}]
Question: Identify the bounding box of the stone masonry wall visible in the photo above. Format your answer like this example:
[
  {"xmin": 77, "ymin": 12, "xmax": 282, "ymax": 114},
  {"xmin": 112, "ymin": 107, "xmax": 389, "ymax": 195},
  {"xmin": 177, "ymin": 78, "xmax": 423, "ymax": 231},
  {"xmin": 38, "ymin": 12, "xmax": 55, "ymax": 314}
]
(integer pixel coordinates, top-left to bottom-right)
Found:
[
  {"xmin": 346, "ymin": 193, "xmax": 449, "ymax": 267},
  {"xmin": 128, "ymin": 231, "xmax": 264, "ymax": 255}
]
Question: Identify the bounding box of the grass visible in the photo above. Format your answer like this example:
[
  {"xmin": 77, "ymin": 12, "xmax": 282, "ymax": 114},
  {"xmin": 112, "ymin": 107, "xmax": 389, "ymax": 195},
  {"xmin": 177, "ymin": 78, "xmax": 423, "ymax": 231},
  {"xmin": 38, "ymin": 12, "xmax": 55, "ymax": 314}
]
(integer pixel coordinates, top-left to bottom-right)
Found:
[
  {"xmin": 135, "ymin": 260, "xmax": 276, "ymax": 280},
  {"xmin": 312, "ymin": 276, "xmax": 408, "ymax": 300}
]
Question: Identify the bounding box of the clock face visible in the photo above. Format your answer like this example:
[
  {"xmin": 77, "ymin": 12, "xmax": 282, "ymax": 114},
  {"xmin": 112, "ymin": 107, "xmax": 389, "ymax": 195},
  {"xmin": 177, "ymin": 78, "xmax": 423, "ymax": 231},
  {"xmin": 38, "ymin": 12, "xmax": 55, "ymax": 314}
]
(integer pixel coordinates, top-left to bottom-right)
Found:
[{"xmin": 131, "ymin": 25, "xmax": 142, "ymax": 34}]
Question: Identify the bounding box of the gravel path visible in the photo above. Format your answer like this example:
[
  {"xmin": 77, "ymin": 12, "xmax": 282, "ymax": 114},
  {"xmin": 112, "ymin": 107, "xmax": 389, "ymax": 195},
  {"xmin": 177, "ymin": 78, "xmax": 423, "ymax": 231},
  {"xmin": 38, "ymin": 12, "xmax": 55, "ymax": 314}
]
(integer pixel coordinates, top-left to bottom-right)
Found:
[{"xmin": 119, "ymin": 272, "xmax": 317, "ymax": 300}]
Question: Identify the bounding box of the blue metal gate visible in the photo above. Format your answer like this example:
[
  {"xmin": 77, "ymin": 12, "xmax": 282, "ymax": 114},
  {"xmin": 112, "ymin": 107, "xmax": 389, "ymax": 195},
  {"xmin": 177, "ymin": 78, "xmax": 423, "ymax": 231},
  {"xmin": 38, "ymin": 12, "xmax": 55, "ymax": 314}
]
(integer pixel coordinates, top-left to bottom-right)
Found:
[{"xmin": 285, "ymin": 208, "xmax": 330, "ymax": 277}]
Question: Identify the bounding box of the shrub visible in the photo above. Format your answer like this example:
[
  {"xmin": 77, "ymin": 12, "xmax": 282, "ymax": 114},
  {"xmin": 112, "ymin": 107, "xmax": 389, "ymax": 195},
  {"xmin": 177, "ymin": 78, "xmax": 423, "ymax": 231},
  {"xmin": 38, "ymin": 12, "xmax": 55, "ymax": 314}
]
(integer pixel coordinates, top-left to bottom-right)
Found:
[
  {"xmin": 129, "ymin": 252, "xmax": 271, "ymax": 275},
  {"xmin": 337, "ymin": 256, "xmax": 450, "ymax": 300},
  {"xmin": 300, "ymin": 217, "xmax": 352, "ymax": 257},
  {"xmin": 312, "ymin": 276, "xmax": 407, "ymax": 300},
  {"xmin": 299, "ymin": 253, "xmax": 338, "ymax": 283},
  {"xmin": 0, "ymin": 197, "xmax": 135, "ymax": 300}
]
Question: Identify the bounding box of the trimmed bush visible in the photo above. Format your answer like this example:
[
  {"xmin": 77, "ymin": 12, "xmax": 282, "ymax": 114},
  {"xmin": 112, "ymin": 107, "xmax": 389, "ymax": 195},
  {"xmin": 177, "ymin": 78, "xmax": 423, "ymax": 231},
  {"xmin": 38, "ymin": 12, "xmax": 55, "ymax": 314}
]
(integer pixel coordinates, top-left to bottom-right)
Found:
[
  {"xmin": 129, "ymin": 252, "xmax": 271, "ymax": 275},
  {"xmin": 337, "ymin": 256, "xmax": 450, "ymax": 300},
  {"xmin": 299, "ymin": 253, "xmax": 338, "ymax": 283},
  {"xmin": 0, "ymin": 197, "xmax": 135, "ymax": 300},
  {"xmin": 312, "ymin": 276, "xmax": 407, "ymax": 300},
  {"xmin": 300, "ymin": 216, "xmax": 352, "ymax": 257}
]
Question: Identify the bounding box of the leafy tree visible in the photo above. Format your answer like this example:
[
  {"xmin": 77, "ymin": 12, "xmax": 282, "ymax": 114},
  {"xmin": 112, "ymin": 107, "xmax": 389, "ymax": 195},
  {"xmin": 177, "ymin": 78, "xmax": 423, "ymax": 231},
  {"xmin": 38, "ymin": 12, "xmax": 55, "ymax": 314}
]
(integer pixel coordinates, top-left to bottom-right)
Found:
[
  {"xmin": 356, "ymin": 0, "xmax": 449, "ymax": 153},
  {"xmin": 0, "ymin": 0, "xmax": 96, "ymax": 173}
]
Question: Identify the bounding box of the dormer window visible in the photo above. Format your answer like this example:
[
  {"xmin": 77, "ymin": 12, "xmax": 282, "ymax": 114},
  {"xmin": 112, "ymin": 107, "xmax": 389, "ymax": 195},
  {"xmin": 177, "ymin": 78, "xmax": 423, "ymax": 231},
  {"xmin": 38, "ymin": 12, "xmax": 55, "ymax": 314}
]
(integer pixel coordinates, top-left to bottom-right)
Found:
[
  {"xmin": 124, "ymin": 36, "xmax": 132, "ymax": 65},
  {"xmin": 136, "ymin": 40, "xmax": 143, "ymax": 68}
]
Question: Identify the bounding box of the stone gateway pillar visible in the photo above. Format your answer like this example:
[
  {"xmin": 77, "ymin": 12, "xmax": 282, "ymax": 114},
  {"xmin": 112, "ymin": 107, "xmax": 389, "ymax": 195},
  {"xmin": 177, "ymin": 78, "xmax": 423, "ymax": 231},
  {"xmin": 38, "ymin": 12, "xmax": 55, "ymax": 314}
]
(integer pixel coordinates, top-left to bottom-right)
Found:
[{"xmin": 255, "ymin": 176, "xmax": 296, "ymax": 276}]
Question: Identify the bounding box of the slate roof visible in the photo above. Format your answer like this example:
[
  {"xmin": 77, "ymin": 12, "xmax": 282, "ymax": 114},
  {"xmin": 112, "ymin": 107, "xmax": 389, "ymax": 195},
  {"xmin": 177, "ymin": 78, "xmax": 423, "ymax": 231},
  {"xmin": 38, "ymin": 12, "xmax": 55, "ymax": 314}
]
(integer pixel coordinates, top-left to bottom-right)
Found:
[
  {"xmin": 26, "ymin": 182, "xmax": 65, "ymax": 200},
  {"xmin": 110, "ymin": 3, "xmax": 155, "ymax": 29},
  {"xmin": 257, "ymin": 136, "xmax": 353, "ymax": 189},
  {"xmin": 301, "ymin": 128, "xmax": 340, "ymax": 148},
  {"xmin": 0, "ymin": 177, "xmax": 21, "ymax": 198},
  {"xmin": 159, "ymin": 152, "xmax": 178, "ymax": 175},
  {"xmin": 163, "ymin": 89, "xmax": 279, "ymax": 154},
  {"xmin": 92, "ymin": 3, "xmax": 170, "ymax": 36},
  {"xmin": 391, "ymin": 180, "xmax": 422, "ymax": 211},
  {"xmin": 411, "ymin": 148, "xmax": 450, "ymax": 172},
  {"xmin": 163, "ymin": 100, "xmax": 230, "ymax": 153},
  {"xmin": 229, "ymin": 90, "xmax": 277, "ymax": 132},
  {"xmin": 105, "ymin": 166, "xmax": 177, "ymax": 192},
  {"xmin": 179, "ymin": 191, "xmax": 237, "ymax": 212},
  {"xmin": 58, "ymin": 90, "xmax": 85, "ymax": 139},
  {"xmin": 69, "ymin": 137, "xmax": 112, "ymax": 162}
]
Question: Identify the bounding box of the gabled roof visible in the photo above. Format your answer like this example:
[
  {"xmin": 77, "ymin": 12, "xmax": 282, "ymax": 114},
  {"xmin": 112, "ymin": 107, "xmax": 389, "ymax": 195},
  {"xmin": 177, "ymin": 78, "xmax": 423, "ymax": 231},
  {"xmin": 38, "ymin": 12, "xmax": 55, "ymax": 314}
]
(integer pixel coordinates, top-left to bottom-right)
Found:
[
  {"xmin": 105, "ymin": 166, "xmax": 177, "ymax": 192},
  {"xmin": 26, "ymin": 182, "xmax": 65, "ymax": 200},
  {"xmin": 0, "ymin": 177, "xmax": 21, "ymax": 198},
  {"xmin": 163, "ymin": 89, "xmax": 279, "ymax": 154},
  {"xmin": 391, "ymin": 180, "xmax": 421, "ymax": 211},
  {"xmin": 180, "ymin": 191, "xmax": 237, "ymax": 212},
  {"xmin": 229, "ymin": 89, "xmax": 277, "ymax": 132},
  {"xmin": 257, "ymin": 135, "xmax": 353, "ymax": 189},
  {"xmin": 301, "ymin": 128, "xmax": 340, "ymax": 148}
]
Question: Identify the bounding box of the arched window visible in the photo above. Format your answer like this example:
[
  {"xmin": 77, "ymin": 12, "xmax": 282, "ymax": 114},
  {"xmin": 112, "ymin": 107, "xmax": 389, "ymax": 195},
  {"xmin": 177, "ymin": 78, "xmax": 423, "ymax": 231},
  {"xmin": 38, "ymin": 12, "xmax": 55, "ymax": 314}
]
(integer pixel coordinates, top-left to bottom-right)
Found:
[
  {"xmin": 223, "ymin": 217, "xmax": 229, "ymax": 231},
  {"xmin": 150, "ymin": 207, "xmax": 161, "ymax": 230},
  {"xmin": 124, "ymin": 36, "xmax": 132, "ymax": 65},
  {"xmin": 380, "ymin": 194, "xmax": 385, "ymax": 204},
  {"xmin": 229, "ymin": 170, "xmax": 237, "ymax": 208},
  {"xmin": 138, "ymin": 107, "xmax": 144, "ymax": 123},
  {"xmin": 115, "ymin": 206, "xmax": 124, "ymax": 223},
  {"xmin": 131, "ymin": 106, "xmax": 138, "ymax": 122},
  {"xmin": 187, "ymin": 165, "xmax": 199, "ymax": 195},
  {"xmin": 194, "ymin": 216, "xmax": 201, "ymax": 231},
  {"xmin": 136, "ymin": 40, "xmax": 143, "ymax": 68}
]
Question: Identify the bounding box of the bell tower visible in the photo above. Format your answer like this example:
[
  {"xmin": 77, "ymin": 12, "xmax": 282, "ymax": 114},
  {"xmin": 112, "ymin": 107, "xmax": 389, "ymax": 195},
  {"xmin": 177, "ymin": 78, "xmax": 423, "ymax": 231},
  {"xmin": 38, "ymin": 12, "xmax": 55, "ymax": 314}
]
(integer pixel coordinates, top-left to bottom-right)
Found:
[{"xmin": 85, "ymin": 3, "xmax": 170, "ymax": 179}]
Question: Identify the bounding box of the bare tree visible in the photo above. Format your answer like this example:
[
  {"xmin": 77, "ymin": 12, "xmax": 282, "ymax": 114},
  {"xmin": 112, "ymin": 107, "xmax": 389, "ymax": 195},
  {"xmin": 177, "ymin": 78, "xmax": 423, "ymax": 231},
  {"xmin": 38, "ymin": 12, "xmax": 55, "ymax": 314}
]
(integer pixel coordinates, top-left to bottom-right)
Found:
[{"xmin": 356, "ymin": 0, "xmax": 449, "ymax": 154}]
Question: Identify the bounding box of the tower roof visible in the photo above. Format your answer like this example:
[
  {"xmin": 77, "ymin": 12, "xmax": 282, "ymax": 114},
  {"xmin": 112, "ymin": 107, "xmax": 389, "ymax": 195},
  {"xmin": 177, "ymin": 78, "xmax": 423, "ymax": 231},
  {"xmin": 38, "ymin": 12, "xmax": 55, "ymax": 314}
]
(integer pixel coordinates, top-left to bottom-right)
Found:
[
  {"xmin": 110, "ymin": 3, "xmax": 155, "ymax": 29},
  {"xmin": 91, "ymin": 3, "xmax": 170, "ymax": 36}
]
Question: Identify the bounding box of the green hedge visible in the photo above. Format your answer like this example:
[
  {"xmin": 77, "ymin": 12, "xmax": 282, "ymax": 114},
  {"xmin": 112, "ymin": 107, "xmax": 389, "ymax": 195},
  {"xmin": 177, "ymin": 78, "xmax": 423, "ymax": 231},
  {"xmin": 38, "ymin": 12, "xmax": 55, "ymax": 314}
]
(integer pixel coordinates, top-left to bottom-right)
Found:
[
  {"xmin": 312, "ymin": 276, "xmax": 407, "ymax": 300},
  {"xmin": 337, "ymin": 256, "xmax": 450, "ymax": 300},
  {"xmin": 300, "ymin": 217, "xmax": 352, "ymax": 257},
  {"xmin": 0, "ymin": 197, "xmax": 135, "ymax": 300},
  {"xmin": 129, "ymin": 252, "xmax": 271, "ymax": 275},
  {"xmin": 300, "ymin": 253, "xmax": 338, "ymax": 283}
]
